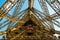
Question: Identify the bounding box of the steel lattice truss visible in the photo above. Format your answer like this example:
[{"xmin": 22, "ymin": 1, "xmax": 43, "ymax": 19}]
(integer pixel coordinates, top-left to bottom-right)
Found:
[{"xmin": 0, "ymin": 0, "xmax": 60, "ymax": 39}]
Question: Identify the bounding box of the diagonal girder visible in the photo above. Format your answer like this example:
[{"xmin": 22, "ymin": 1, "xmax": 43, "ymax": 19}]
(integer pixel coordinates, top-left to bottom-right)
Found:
[
  {"xmin": 33, "ymin": 8, "xmax": 60, "ymax": 29},
  {"xmin": 1, "ymin": 0, "xmax": 19, "ymax": 13},
  {"xmin": 0, "ymin": 9, "xmax": 27, "ymax": 23},
  {"xmin": 51, "ymin": 13, "xmax": 60, "ymax": 19},
  {"xmin": 0, "ymin": 0, "xmax": 60, "ymax": 39},
  {"xmin": 0, "ymin": 9, "xmax": 30, "ymax": 35},
  {"xmin": 10, "ymin": 30, "xmax": 26, "ymax": 40},
  {"xmin": 31, "ymin": 8, "xmax": 54, "ymax": 29},
  {"xmin": 13, "ymin": 0, "xmax": 26, "ymax": 17},
  {"xmin": 45, "ymin": 0, "xmax": 60, "ymax": 15},
  {"xmin": 0, "ymin": 10, "xmax": 27, "ymax": 29}
]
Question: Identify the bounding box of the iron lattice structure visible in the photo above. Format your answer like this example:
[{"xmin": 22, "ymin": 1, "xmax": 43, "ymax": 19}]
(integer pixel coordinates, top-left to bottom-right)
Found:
[{"xmin": 0, "ymin": 0, "xmax": 60, "ymax": 40}]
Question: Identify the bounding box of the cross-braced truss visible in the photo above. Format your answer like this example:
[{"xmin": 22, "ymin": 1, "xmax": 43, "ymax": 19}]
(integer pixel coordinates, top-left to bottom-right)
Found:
[{"xmin": 0, "ymin": 0, "xmax": 60, "ymax": 40}]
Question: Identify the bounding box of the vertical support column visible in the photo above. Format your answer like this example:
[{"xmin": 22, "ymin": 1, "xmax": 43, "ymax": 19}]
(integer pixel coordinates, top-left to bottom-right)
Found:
[
  {"xmin": 28, "ymin": 0, "xmax": 34, "ymax": 18},
  {"xmin": 28, "ymin": 0, "xmax": 34, "ymax": 9}
]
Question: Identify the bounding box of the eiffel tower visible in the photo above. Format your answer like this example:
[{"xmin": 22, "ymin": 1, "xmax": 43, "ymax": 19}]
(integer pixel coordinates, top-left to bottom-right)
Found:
[{"xmin": 0, "ymin": 0, "xmax": 60, "ymax": 40}]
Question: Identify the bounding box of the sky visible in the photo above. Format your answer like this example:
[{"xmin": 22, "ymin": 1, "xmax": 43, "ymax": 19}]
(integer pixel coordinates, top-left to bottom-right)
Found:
[{"xmin": 0, "ymin": 0, "xmax": 60, "ymax": 39}]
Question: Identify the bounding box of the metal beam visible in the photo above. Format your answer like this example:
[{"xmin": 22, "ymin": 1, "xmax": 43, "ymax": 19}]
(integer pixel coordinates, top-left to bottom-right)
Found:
[
  {"xmin": 45, "ymin": 0, "xmax": 60, "ymax": 15},
  {"xmin": 0, "ymin": 10, "xmax": 26, "ymax": 23},
  {"xmin": 10, "ymin": 30, "xmax": 26, "ymax": 40},
  {"xmin": 1, "ymin": 0, "xmax": 19, "ymax": 13},
  {"xmin": 55, "ymin": 30, "xmax": 60, "ymax": 34},
  {"xmin": 32, "ymin": 8, "xmax": 54, "ymax": 29},
  {"xmin": 28, "ymin": 0, "xmax": 34, "ymax": 9},
  {"xmin": 13, "ymin": 0, "xmax": 26, "ymax": 17}
]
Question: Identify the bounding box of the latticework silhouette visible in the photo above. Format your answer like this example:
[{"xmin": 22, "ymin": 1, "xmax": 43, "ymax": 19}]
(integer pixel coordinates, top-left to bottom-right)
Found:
[{"xmin": 0, "ymin": 0, "xmax": 60, "ymax": 40}]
